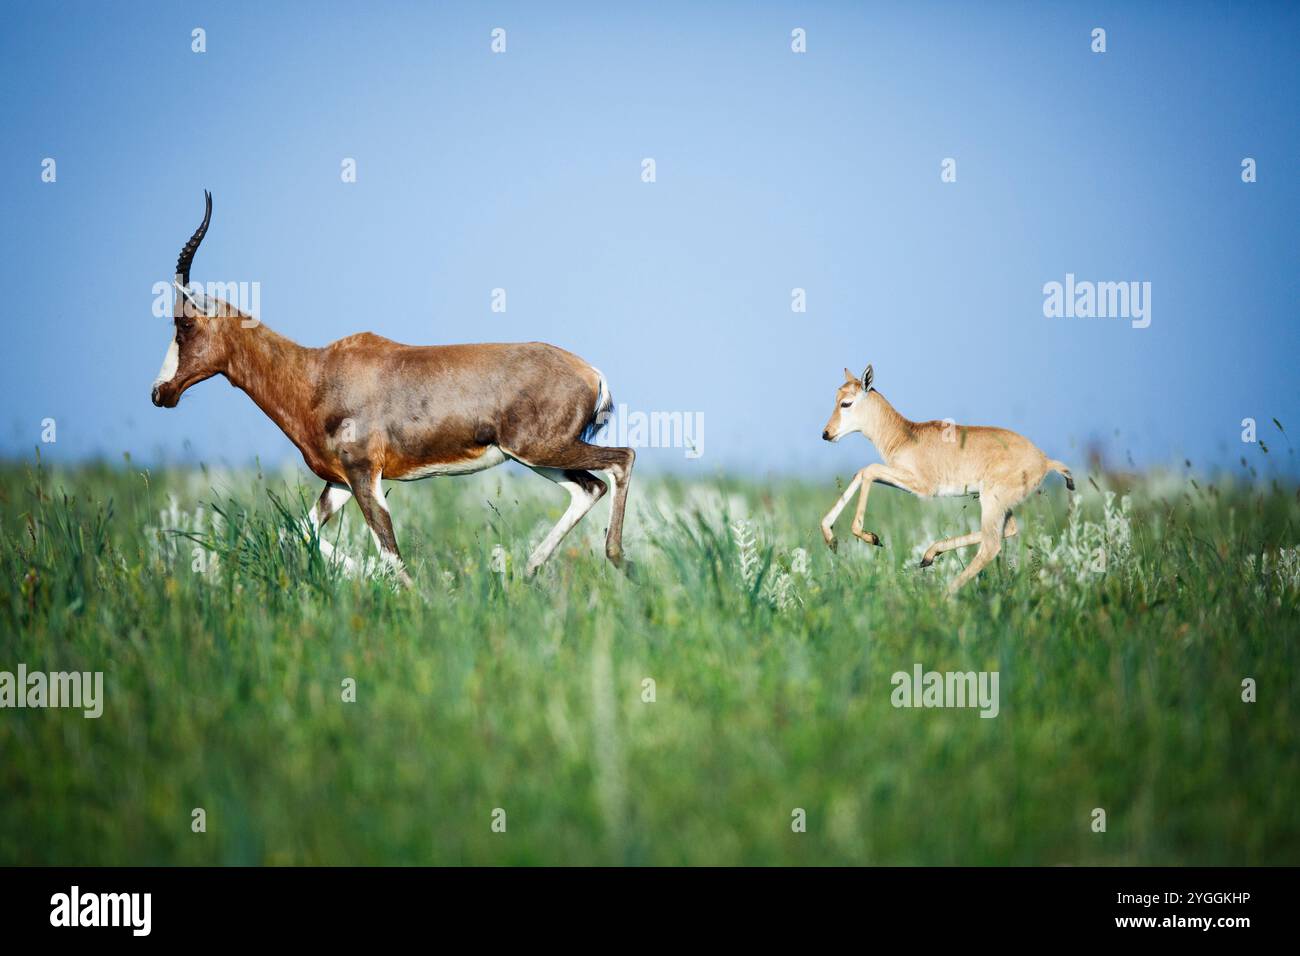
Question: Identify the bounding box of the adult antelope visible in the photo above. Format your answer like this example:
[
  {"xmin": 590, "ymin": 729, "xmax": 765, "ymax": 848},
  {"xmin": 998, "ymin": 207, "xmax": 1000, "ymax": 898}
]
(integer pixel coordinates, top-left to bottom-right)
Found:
[
  {"xmin": 151, "ymin": 192, "xmax": 635, "ymax": 584},
  {"xmin": 820, "ymin": 365, "xmax": 1073, "ymax": 593}
]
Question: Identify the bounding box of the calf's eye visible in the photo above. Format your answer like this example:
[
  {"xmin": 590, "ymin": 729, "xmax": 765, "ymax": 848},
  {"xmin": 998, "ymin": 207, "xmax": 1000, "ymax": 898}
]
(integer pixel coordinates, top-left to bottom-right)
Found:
[{"xmin": 840, "ymin": 401, "xmax": 852, "ymax": 408}]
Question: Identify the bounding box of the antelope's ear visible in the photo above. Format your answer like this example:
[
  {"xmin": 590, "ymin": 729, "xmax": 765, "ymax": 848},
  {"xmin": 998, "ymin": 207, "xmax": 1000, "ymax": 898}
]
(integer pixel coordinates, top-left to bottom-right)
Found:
[
  {"xmin": 843, "ymin": 367, "xmax": 857, "ymax": 384},
  {"xmin": 861, "ymin": 365, "xmax": 874, "ymax": 390}
]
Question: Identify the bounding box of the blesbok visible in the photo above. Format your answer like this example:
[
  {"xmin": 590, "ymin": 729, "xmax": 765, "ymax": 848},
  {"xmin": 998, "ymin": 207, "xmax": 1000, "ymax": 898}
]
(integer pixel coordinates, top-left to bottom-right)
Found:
[
  {"xmin": 151, "ymin": 193, "xmax": 635, "ymax": 584},
  {"xmin": 820, "ymin": 365, "xmax": 1073, "ymax": 593}
]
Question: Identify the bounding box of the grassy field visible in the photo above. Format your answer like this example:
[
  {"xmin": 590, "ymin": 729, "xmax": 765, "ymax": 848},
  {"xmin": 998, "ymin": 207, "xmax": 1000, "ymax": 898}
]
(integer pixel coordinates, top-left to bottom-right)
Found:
[{"xmin": 1, "ymin": 455, "xmax": 1297, "ymax": 865}]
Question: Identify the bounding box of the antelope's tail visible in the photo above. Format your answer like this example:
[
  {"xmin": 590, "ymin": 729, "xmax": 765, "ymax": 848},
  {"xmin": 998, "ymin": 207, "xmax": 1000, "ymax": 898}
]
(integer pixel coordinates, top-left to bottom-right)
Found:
[
  {"xmin": 1047, "ymin": 459, "xmax": 1075, "ymax": 491},
  {"xmin": 582, "ymin": 367, "xmax": 613, "ymax": 443}
]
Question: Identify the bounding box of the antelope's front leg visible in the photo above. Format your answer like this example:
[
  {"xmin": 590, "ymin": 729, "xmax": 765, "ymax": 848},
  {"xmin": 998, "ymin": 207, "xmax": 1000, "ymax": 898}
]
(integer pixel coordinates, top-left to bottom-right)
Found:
[
  {"xmin": 848, "ymin": 464, "xmax": 885, "ymax": 547},
  {"xmin": 349, "ymin": 469, "xmax": 413, "ymax": 588},
  {"xmin": 820, "ymin": 472, "xmax": 864, "ymax": 551},
  {"xmin": 849, "ymin": 464, "xmax": 921, "ymax": 547},
  {"xmin": 305, "ymin": 481, "xmax": 357, "ymax": 575}
]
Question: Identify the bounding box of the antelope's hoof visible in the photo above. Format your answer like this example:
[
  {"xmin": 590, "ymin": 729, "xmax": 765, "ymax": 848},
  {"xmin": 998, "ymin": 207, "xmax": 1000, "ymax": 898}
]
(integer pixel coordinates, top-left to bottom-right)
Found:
[
  {"xmin": 855, "ymin": 530, "xmax": 882, "ymax": 547},
  {"xmin": 823, "ymin": 532, "xmax": 837, "ymax": 553},
  {"xmin": 920, "ymin": 554, "xmax": 935, "ymax": 569}
]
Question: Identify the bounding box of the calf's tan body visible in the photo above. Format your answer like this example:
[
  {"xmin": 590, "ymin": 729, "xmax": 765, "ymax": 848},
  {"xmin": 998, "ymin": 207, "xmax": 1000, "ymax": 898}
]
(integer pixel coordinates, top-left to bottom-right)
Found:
[{"xmin": 821, "ymin": 366, "xmax": 1073, "ymax": 593}]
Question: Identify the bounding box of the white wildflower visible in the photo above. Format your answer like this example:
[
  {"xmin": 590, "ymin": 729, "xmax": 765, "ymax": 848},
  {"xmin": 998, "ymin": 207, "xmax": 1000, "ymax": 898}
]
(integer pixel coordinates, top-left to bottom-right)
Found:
[
  {"xmin": 1250, "ymin": 546, "xmax": 1300, "ymax": 601},
  {"xmin": 731, "ymin": 519, "xmax": 760, "ymax": 590},
  {"xmin": 1032, "ymin": 491, "xmax": 1134, "ymax": 589},
  {"xmin": 731, "ymin": 518, "xmax": 801, "ymax": 611}
]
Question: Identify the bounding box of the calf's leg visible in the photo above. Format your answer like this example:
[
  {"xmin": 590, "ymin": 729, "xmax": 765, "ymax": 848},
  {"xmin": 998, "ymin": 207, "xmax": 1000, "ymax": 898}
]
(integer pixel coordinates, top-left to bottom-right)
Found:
[
  {"xmin": 921, "ymin": 512, "xmax": 1017, "ymax": 568},
  {"xmin": 948, "ymin": 499, "xmax": 1012, "ymax": 594}
]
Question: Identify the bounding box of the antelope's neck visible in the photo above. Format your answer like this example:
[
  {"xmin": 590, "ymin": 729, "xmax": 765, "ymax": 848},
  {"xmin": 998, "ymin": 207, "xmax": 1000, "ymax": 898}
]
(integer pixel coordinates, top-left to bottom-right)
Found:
[
  {"xmin": 865, "ymin": 391, "xmax": 913, "ymax": 462},
  {"xmin": 223, "ymin": 324, "xmax": 320, "ymax": 453}
]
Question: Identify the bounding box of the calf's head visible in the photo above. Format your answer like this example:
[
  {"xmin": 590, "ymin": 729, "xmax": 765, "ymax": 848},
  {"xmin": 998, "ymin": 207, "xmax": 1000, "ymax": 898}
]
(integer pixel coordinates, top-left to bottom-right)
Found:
[{"xmin": 822, "ymin": 364, "xmax": 874, "ymax": 442}]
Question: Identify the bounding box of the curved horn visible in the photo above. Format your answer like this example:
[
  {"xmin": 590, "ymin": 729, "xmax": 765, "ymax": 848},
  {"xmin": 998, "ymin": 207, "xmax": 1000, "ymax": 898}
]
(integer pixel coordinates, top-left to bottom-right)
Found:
[{"xmin": 175, "ymin": 190, "xmax": 212, "ymax": 287}]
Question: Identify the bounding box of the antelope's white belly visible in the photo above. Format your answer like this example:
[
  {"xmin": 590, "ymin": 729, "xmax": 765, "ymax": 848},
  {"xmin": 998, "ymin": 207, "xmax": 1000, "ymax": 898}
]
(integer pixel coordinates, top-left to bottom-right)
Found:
[
  {"xmin": 935, "ymin": 482, "xmax": 981, "ymax": 498},
  {"xmin": 393, "ymin": 446, "xmax": 508, "ymax": 480}
]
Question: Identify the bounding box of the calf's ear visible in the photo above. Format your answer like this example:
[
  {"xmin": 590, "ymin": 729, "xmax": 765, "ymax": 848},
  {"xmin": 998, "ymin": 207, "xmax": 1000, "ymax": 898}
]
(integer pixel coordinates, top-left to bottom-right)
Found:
[
  {"xmin": 843, "ymin": 367, "xmax": 857, "ymax": 384},
  {"xmin": 861, "ymin": 365, "xmax": 874, "ymax": 390}
]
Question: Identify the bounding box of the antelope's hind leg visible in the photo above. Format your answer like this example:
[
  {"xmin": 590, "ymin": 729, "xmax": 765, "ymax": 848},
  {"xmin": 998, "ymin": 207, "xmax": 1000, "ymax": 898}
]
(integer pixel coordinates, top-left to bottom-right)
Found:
[
  {"xmin": 511, "ymin": 440, "xmax": 636, "ymax": 568},
  {"xmin": 602, "ymin": 447, "xmax": 636, "ymax": 566},
  {"xmin": 921, "ymin": 512, "xmax": 1017, "ymax": 568},
  {"xmin": 525, "ymin": 467, "xmax": 607, "ymax": 575},
  {"xmin": 947, "ymin": 499, "xmax": 1013, "ymax": 594}
]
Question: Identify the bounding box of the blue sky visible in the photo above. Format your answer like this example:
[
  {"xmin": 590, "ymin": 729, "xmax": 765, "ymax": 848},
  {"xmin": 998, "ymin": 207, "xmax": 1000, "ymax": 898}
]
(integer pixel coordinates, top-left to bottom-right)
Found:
[{"xmin": 2, "ymin": 1, "xmax": 1296, "ymax": 478}]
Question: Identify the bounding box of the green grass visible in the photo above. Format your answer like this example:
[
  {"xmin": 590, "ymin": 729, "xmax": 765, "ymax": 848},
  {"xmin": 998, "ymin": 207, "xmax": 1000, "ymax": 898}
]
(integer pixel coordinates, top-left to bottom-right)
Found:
[{"xmin": 1, "ymin": 455, "xmax": 1297, "ymax": 865}]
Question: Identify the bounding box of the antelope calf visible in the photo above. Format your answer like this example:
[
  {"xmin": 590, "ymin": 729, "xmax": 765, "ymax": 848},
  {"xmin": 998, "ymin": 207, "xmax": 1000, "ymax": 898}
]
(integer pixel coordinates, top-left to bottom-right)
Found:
[
  {"xmin": 820, "ymin": 365, "xmax": 1073, "ymax": 593},
  {"xmin": 151, "ymin": 193, "xmax": 635, "ymax": 584}
]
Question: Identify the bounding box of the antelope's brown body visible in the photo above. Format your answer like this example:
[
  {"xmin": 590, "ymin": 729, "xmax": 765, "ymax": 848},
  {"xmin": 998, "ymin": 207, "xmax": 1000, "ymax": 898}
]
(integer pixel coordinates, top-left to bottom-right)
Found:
[
  {"xmin": 206, "ymin": 330, "xmax": 607, "ymax": 485},
  {"xmin": 152, "ymin": 193, "xmax": 635, "ymax": 583}
]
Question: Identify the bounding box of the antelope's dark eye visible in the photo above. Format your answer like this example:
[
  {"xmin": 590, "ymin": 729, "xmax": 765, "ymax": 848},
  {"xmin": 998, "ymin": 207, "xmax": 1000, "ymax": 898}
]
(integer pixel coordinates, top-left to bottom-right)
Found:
[{"xmin": 840, "ymin": 401, "xmax": 852, "ymax": 408}]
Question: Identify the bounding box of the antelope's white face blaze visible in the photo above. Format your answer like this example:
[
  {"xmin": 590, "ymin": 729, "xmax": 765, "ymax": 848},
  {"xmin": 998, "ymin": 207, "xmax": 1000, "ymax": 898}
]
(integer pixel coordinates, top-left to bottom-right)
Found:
[
  {"xmin": 154, "ymin": 334, "xmax": 180, "ymax": 388},
  {"xmin": 151, "ymin": 297, "xmax": 230, "ymax": 408}
]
